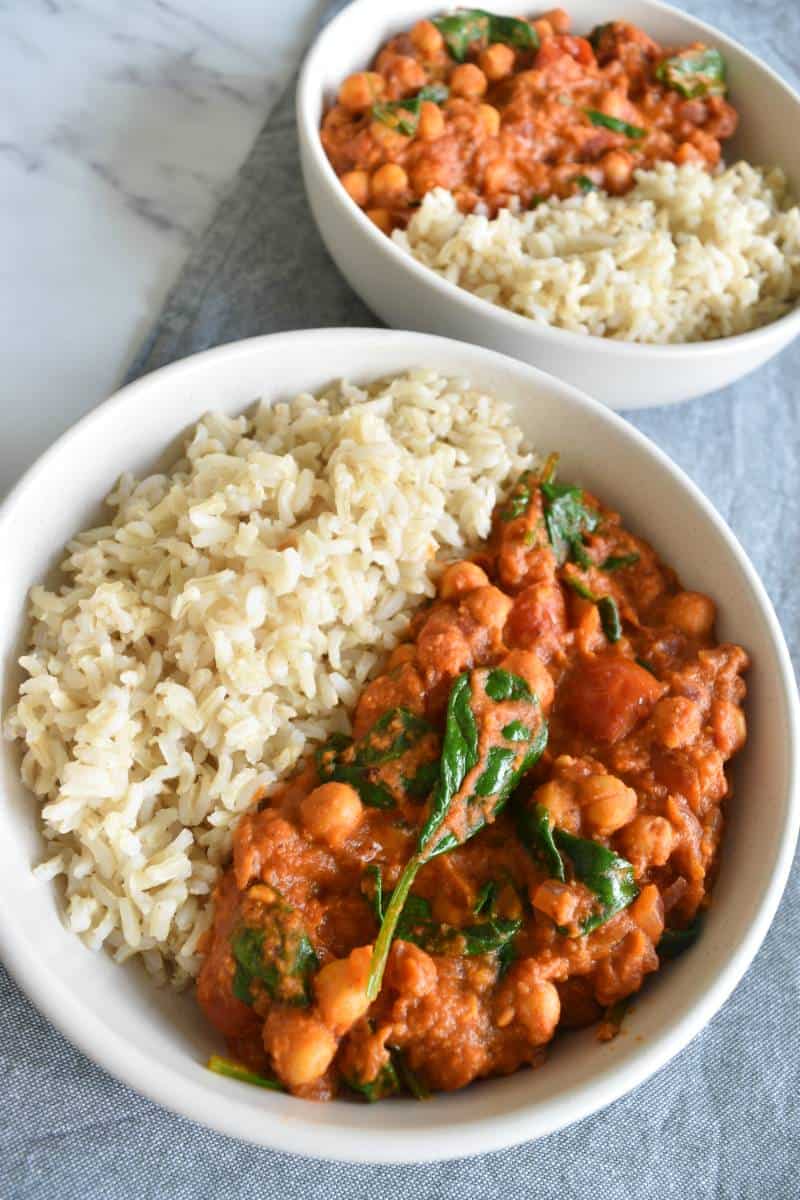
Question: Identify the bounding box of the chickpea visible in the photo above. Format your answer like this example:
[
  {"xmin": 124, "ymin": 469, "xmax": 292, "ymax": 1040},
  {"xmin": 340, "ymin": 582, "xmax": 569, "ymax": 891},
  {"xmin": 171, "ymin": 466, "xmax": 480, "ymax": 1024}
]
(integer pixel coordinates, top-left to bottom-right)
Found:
[
  {"xmin": 314, "ymin": 945, "xmax": 372, "ymax": 1033},
  {"xmin": 417, "ymin": 99, "xmax": 445, "ymax": 141},
  {"xmin": 620, "ymin": 813, "xmax": 674, "ymax": 868},
  {"xmin": 386, "ymin": 940, "xmax": 437, "ymax": 997},
  {"xmin": 516, "ymin": 977, "xmax": 561, "ymax": 1045},
  {"xmin": 365, "ymin": 207, "xmax": 393, "ymax": 235},
  {"xmin": 478, "ymin": 103, "xmax": 501, "ymax": 136},
  {"xmin": 652, "ymin": 696, "xmax": 702, "ymax": 749},
  {"xmin": 461, "ymin": 585, "xmax": 513, "ymax": 634},
  {"xmin": 410, "ymin": 159, "xmax": 452, "ymax": 195},
  {"xmin": 387, "ymin": 642, "xmax": 416, "ymax": 670},
  {"xmin": 371, "ymin": 163, "xmax": 408, "ymax": 205},
  {"xmin": 450, "ymin": 63, "xmax": 488, "ymax": 99},
  {"xmin": 601, "ymin": 149, "xmax": 634, "ymax": 194},
  {"xmin": 265, "ymin": 1010, "xmax": 337, "ymax": 1088},
  {"xmin": 532, "ymin": 18, "xmax": 553, "ymax": 40},
  {"xmin": 438, "ymin": 559, "xmax": 489, "ymax": 600},
  {"xmin": 369, "ymin": 119, "xmax": 411, "ymax": 157},
  {"xmin": 499, "ymin": 649, "xmax": 555, "ymax": 712},
  {"xmin": 340, "ymin": 170, "xmax": 370, "ymax": 208},
  {"xmin": 479, "ymin": 42, "xmax": 515, "ymax": 81},
  {"xmin": 675, "ymin": 140, "xmax": 706, "ymax": 165},
  {"xmin": 664, "ymin": 591, "xmax": 716, "ymax": 639},
  {"xmin": 300, "ymin": 781, "xmax": 362, "ymax": 848},
  {"xmin": 484, "ymin": 157, "xmax": 514, "ymax": 195},
  {"xmin": 711, "ymin": 698, "xmax": 747, "ymax": 757},
  {"xmin": 534, "ymin": 778, "xmax": 579, "ymax": 832},
  {"xmin": 388, "ymin": 54, "xmax": 427, "ymax": 93},
  {"xmin": 542, "ymin": 8, "xmax": 571, "ymax": 34},
  {"xmin": 338, "ymin": 71, "xmax": 384, "ymax": 112},
  {"xmin": 579, "ymin": 773, "xmax": 637, "ymax": 836},
  {"xmin": 410, "ymin": 18, "xmax": 445, "ymax": 57}
]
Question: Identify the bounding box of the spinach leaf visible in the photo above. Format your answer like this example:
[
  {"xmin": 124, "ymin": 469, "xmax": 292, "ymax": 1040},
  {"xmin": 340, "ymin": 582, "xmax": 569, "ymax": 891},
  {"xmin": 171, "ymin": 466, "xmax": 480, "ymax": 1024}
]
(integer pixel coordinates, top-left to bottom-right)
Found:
[
  {"xmin": 553, "ymin": 829, "xmax": 638, "ymax": 934},
  {"xmin": 473, "ymin": 879, "xmax": 497, "ymax": 916},
  {"xmin": 460, "ymin": 914, "xmax": 521, "ymax": 955},
  {"xmin": 366, "ymin": 669, "xmax": 548, "ymax": 999},
  {"xmin": 576, "ymin": 174, "xmax": 597, "ymax": 192},
  {"xmin": 231, "ymin": 891, "xmax": 319, "ymax": 1007},
  {"xmin": 588, "ymin": 22, "xmax": 613, "ymax": 50},
  {"xmin": 540, "ymin": 479, "xmax": 600, "ymax": 565},
  {"xmin": 563, "ymin": 576, "xmax": 622, "ymax": 643},
  {"xmin": 499, "ymin": 471, "xmax": 533, "ymax": 521},
  {"xmin": 402, "ymin": 759, "xmax": 439, "ymax": 798},
  {"xmin": 356, "ymin": 707, "xmax": 433, "ymax": 767},
  {"xmin": 502, "ymin": 719, "xmax": 532, "ymax": 742},
  {"xmin": 317, "ymin": 707, "xmax": 434, "ymax": 809},
  {"xmin": 391, "ymin": 1049, "xmax": 431, "ymax": 1100},
  {"xmin": 372, "ymin": 83, "xmax": 449, "ymax": 136},
  {"xmin": 517, "ymin": 803, "xmax": 565, "ymax": 881},
  {"xmin": 635, "ymin": 656, "xmax": 657, "ymax": 675},
  {"xmin": 602, "ymin": 552, "xmax": 640, "ymax": 571},
  {"xmin": 207, "ymin": 1055, "xmax": 284, "ymax": 1091},
  {"xmin": 655, "ymin": 48, "xmax": 726, "ymax": 99},
  {"xmin": 584, "ymin": 109, "xmax": 645, "ymax": 139},
  {"xmin": 433, "ymin": 9, "xmax": 538, "ymax": 62},
  {"xmin": 363, "ymin": 864, "xmax": 436, "ymax": 943},
  {"xmin": 518, "ymin": 806, "xmax": 637, "ymax": 934},
  {"xmin": 343, "ymin": 1059, "xmax": 400, "ymax": 1102},
  {"xmin": 659, "ymin": 920, "xmax": 700, "ymax": 959}
]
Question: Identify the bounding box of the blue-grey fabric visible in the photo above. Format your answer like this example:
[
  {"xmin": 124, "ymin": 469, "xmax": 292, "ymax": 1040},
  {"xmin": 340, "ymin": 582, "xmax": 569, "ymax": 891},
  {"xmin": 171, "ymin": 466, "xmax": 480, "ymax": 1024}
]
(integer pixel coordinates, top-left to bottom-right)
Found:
[{"xmin": 3, "ymin": 1, "xmax": 799, "ymax": 1195}]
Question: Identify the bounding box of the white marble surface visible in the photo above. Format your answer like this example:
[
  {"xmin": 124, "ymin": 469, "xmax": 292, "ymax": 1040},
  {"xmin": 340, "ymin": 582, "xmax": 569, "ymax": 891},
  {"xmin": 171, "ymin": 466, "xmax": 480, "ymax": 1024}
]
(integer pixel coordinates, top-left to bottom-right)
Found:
[{"xmin": 0, "ymin": 0, "xmax": 320, "ymax": 497}]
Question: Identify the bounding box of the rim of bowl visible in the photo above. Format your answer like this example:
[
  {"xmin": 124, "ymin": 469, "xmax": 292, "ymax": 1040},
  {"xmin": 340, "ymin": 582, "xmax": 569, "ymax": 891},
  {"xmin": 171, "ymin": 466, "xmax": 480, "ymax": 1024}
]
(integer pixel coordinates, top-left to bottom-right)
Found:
[
  {"xmin": 1, "ymin": 328, "xmax": 798, "ymax": 1163},
  {"xmin": 297, "ymin": 0, "xmax": 800, "ymax": 361}
]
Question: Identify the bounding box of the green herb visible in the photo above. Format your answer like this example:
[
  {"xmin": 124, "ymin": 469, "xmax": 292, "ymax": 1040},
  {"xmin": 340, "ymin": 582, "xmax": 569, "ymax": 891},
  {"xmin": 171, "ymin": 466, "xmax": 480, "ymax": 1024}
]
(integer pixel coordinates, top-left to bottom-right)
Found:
[
  {"xmin": 391, "ymin": 1049, "xmax": 431, "ymax": 1099},
  {"xmin": 635, "ymin": 656, "xmax": 657, "ymax": 675},
  {"xmin": 459, "ymin": 914, "xmax": 521, "ymax": 955},
  {"xmin": 576, "ymin": 175, "xmax": 596, "ymax": 192},
  {"xmin": 602, "ymin": 552, "xmax": 640, "ymax": 571},
  {"xmin": 500, "ymin": 471, "xmax": 533, "ymax": 522},
  {"xmin": 502, "ymin": 719, "xmax": 532, "ymax": 742},
  {"xmin": 317, "ymin": 707, "xmax": 435, "ymax": 809},
  {"xmin": 563, "ymin": 576, "xmax": 622, "ymax": 643},
  {"xmin": 207, "ymin": 1055, "xmax": 284, "ymax": 1091},
  {"xmin": 655, "ymin": 47, "xmax": 727, "ymax": 98},
  {"xmin": 230, "ymin": 893, "xmax": 319, "ymax": 1007},
  {"xmin": 402, "ymin": 759, "xmax": 439, "ymax": 798},
  {"xmin": 367, "ymin": 668, "xmax": 548, "ymax": 999},
  {"xmin": 363, "ymin": 864, "xmax": 437, "ymax": 944},
  {"xmin": 585, "ymin": 109, "xmax": 645, "ymax": 139},
  {"xmin": 518, "ymin": 805, "xmax": 637, "ymax": 934},
  {"xmin": 540, "ymin": 479, "xmax": 600, "ymax": 565},
  {"xmin": 372, "ymin": 83, "xmax": 449, "ymax": 136},
  {"xmin": 344, "ymin": 1059, "xmax": 400, "ymax": 1102},
  {"xmin": 432, "ymin": 9, "xmax": 538, "ymax": 62},
  {"xmin": 659, "ymin": 920, "xmax": 701, "ymax": 959}
]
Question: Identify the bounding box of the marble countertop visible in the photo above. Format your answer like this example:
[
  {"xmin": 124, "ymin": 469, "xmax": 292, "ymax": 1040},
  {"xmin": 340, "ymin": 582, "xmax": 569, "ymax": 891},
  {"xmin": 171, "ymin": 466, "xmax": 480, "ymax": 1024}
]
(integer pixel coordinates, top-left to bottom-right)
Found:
[{"xmin": 1, "ymin": 0, "xmax": 320, "ymax": 498}]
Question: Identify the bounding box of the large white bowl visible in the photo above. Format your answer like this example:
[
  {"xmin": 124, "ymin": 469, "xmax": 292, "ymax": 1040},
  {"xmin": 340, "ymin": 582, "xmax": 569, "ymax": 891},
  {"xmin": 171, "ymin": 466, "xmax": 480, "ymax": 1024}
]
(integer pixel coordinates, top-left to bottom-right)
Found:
[
  {"xmin": 297, "ymin": 0, "xmax": 800, "ymax": 409},
  {"xmin": 0, "ymin": 328, "xmax": 798, "ymax": 1163}
]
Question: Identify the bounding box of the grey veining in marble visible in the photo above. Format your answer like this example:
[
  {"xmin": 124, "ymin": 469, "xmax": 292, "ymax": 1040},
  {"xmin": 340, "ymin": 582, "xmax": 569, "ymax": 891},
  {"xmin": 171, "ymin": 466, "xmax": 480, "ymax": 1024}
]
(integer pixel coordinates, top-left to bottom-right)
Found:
[{"xmin": 2, "ymin": 1, "xmax": 799, "ymax": 1197}]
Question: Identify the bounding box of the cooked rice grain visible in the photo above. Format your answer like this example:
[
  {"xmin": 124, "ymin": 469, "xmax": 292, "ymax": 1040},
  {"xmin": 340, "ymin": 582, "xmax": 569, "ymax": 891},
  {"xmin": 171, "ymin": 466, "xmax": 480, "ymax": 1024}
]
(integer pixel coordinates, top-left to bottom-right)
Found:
[
  {"xmin": 4, "ymin": 371, "xmax": 534, "ymax": 985},
  {"xmin": 395, "ymin": 162, "xmax": 800, "ymax": 343}
]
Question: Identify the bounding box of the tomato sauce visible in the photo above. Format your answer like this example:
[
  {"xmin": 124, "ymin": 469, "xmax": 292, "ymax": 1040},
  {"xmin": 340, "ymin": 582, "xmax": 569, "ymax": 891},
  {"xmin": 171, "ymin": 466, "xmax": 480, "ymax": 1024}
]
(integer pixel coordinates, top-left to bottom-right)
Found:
[
  {"xmin": 198, "ymin": 463, "xmax": 748, "ymax": 1101},
  {"xmin": 320, "ymin": 9, "xmax": 738, "ymax": 233}
]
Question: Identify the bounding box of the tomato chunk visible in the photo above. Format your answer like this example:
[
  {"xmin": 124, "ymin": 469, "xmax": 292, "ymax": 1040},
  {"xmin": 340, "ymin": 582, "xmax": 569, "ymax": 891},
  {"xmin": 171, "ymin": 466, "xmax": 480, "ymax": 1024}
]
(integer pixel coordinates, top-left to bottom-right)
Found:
[{"xmin": 559, "ymin": 653, "xmax": 664, "ymax": 743}]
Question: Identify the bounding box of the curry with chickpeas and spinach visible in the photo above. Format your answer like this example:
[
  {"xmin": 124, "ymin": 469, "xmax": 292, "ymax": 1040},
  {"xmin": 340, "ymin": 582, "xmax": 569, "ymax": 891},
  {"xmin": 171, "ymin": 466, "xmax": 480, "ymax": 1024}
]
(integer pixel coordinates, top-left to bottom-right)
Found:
[
  {"xmin": 320, "ymin": 8, "xmax": 737, "ymax": 234},
  {"xmin": 198, "ymin": 455, "xmax": 748, "ymax": 1100}
]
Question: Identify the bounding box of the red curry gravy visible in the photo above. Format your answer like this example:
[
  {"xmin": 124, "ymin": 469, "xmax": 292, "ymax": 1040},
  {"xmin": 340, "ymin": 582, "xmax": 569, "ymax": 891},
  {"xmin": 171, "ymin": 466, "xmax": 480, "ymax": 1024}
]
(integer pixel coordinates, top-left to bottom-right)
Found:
[
  {"xmin": 320, "ymin": 9, "xmax": 738, "ymax": 233},
  {"xmin": 198, "ymin": 460, "xmax": 748, "ymax": 1101}
]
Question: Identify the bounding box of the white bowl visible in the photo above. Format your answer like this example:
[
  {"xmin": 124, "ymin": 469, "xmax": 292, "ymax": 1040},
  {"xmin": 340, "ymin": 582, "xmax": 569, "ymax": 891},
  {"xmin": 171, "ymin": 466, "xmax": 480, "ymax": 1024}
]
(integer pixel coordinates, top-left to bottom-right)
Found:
[
  {"xmin": 297, "ymin": 0, "xmax": 800, "ymax": 409},
  {"xmin": 1, "ymin": 328, "xmax": 797, "ymax": 1163}
]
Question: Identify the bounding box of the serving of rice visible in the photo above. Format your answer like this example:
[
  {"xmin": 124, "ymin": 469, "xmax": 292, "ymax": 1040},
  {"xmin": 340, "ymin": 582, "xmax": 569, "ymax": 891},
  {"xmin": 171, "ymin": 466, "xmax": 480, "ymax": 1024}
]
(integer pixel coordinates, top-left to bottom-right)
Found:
[
  {"xmin": 394, "ymin": 162, "xmax": 800, "ymax": 343},
  {"xmin": 3, "ymin": 371, "xmax": 534, "ymax": 986}
]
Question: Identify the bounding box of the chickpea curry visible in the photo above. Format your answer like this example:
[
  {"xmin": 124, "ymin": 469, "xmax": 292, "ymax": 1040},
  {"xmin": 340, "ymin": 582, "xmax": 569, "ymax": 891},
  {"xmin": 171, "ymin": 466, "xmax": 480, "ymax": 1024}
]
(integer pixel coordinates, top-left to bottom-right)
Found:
[
  {"xmin": 320, "ymin": 8, "xmax": 738, "ymax": 233},
  {"xmin": 198, "ymin": 455, "xmax": 749, "ymax": 1101}
]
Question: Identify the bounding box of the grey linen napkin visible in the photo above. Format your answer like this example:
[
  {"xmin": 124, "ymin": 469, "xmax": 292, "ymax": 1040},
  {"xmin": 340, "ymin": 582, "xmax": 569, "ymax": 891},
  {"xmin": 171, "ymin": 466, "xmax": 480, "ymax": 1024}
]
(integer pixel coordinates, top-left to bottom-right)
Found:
[{"xmin": 3, "ymin": 0, "xmax": 799, "ymax": 1196}]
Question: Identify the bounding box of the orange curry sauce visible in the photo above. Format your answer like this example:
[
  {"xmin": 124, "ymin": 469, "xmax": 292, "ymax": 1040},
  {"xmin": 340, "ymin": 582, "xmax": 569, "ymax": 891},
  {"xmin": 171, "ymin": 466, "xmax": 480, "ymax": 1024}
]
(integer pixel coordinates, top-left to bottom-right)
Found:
[
  {"xmin": 320, "ymin": 10, "xmax": 738, "ymax": 233},
  {"xmin": 198, "ymin": 464, "xmax": 749, "ymax": 1101}
]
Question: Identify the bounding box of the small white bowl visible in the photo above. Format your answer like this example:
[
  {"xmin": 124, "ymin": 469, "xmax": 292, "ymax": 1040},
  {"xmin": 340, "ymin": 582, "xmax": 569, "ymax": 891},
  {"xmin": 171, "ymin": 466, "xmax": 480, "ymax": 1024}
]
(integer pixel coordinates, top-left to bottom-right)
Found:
[
  {"xmin": 1, "ymin": 328, "xmax": 798, "ymax": 1163},
  {"xmin": 297, "ymin": 0, "xmax": 800, "ymax": 409}
]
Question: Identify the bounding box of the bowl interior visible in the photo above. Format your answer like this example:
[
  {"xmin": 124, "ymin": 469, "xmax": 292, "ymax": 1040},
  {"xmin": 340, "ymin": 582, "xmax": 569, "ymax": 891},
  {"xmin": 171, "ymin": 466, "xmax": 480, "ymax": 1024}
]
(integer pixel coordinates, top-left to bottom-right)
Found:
[
  {"xmin": 1, "ymin": 329, "xmax": 797, "ymax": 1163},
  {"xmin": 304, "ymin": 0, "xmax": 800, "ymax": 188}
]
